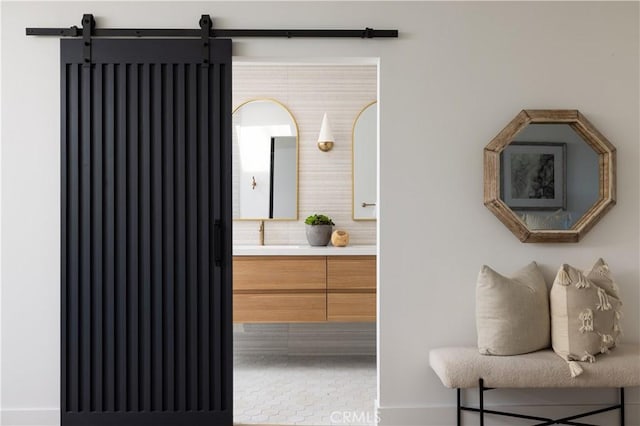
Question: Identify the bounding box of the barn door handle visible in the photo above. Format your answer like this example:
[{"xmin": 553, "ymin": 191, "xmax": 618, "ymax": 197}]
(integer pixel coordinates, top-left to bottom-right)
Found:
[{"xmin": 213, "ymin": 219, "xmax": 222, "ymax": 267}]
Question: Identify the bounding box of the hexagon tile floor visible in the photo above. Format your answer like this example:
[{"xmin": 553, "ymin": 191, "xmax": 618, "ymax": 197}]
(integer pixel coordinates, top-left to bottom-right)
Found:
[{"xmin": 234, "ymin": 354, "xmax": 377, "ymax": 425}]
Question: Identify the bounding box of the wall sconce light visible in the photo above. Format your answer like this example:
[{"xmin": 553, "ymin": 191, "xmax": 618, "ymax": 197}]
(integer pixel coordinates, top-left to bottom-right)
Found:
[{"xmin": 317, "ymin": 112, "xmax": 334, "ymax": 152}]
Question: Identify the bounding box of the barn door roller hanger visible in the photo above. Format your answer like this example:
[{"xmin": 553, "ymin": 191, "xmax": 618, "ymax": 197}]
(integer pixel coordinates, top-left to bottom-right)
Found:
[{"xmin": 26, "ymin": 14, "xmax": 399, "ymax": 59}]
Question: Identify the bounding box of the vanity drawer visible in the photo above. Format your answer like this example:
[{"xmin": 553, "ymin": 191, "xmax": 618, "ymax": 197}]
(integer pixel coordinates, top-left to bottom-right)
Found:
[
  {"xmin": 234, "ymin": 293, "xmax": 327, "ymax": 322},
  {"xmin": 233, "ymin": 256, "xmax": 326, "ymax": 291},
  {"xmin": 327, "ymin": 256, "xmax": 376, "ymax": 290},
  {"xmin": 327, "ymin": 292, "xmax": 376, "ymax": 322}
]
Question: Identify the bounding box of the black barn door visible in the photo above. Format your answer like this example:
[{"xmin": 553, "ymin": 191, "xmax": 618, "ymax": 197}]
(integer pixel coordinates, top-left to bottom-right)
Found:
[{"xmin": 61, "ymin": 38, "xmax": 232, "ymax": 426}]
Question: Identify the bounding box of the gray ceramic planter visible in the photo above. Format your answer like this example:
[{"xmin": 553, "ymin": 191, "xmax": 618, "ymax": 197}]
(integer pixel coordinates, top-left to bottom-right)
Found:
[{"xmin": 305, "ymin": 224, "xmax": 333, "ymax": 246}]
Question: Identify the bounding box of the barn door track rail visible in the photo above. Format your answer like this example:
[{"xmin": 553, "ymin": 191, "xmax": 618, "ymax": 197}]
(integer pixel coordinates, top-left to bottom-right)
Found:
[{"xmin": 26, "ymin": 14, "xmax": 399, "ymax": 39}]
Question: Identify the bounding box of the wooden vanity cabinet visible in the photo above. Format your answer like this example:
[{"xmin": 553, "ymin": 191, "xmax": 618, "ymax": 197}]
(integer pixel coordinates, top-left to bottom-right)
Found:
[
  {"xmin": 233, "ymin": 256, "xmax": 326, "ymax": 322},
  {"xmin": 233, "ymin": 255, "xmax": 376, "ymax": 323},
  {"xmin": 327, "ymin": 256, "xmax": 376, "ymax": 322}
]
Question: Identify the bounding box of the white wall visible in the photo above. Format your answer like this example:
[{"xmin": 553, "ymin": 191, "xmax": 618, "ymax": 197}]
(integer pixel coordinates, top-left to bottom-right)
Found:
[
  {"xmin": 1, "ymin": 2, "xmax": 638, "ymax": 425},
  {"xmin": 0, "ymin": 0, "xmax": 3, "ymax": 418}
]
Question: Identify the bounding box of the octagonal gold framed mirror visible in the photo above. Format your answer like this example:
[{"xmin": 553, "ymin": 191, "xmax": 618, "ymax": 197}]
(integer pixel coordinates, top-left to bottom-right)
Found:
[{"xmin": 484, "ymin": 110, "xmax": 616, "ymax": 243}]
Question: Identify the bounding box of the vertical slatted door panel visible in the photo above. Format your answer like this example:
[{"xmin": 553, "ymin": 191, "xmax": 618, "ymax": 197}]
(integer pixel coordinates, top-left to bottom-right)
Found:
[{"xmin": 60, "ymin": 39, "xmax": 232, "ymax": 426}]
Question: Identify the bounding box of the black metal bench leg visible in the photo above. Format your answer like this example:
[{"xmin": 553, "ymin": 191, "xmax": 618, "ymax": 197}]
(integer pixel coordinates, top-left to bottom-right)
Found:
[
  {"xmin": 457, "ymin": 388, "xmax": 462, "ymax": 426},
  {"xmin": 479, "ymin": 378, "xmax": 484, "ymax": 426},
  {"xmin": 456, "ymin": 381, "xmax": 624, "ymax": 426},
  {"xmin": 620, "ymin": 388, "xmax": 625, "ymax": 426}
]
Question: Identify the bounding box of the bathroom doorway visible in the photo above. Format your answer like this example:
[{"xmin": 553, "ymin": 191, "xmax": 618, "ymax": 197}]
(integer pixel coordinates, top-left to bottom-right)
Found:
[{"xmin": 231, "ymin": 59, "xmax": 379, "ymax": 426}]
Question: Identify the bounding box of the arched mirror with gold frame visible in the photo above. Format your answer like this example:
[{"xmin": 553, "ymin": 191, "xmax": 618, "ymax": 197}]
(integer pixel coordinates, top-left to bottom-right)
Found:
[
  {"xmin": 352, "ymin": 101, "xmax": 377, "ymax": 220},
  {"xmin": 232, "ymin": 98, "xmax": 299, "ymax": 221},
  {"xmin": 484, "ymin": 110, "xmax": 616, "ymax": 243}
]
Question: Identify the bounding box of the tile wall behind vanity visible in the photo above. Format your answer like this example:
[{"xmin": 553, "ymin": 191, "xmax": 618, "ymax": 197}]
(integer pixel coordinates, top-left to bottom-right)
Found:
[{"xmin": 233, "ymin": 64, "xmax": 378, "ymax": 245}]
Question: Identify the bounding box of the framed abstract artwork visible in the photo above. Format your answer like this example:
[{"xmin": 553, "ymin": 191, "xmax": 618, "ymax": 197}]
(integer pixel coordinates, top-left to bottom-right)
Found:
[{"xmin": 501, "ymin": 142, "xmax": 567, "ymax": 210}]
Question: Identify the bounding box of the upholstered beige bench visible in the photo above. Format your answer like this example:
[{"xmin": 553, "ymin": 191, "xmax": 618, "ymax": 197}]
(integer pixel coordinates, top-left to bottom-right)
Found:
[{"xmin": 429, "ymin": 344, "xmax": 640, "ymax": 426}]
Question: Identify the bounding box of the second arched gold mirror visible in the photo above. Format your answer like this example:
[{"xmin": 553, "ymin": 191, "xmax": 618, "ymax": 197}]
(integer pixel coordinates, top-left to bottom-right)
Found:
[
  {"xmin": 232, "ymin": 99, "xmax": 299, "ymax": 220},
  {"xmin": 353, "ymin": 101, "xmax": 377, "ymax": 220}
]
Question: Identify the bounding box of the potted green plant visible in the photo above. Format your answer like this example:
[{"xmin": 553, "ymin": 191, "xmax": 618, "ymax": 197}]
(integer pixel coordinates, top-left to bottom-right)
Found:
[{"xmin": 304, "ymin": 214, "xmax": 335, "ymax": 246}]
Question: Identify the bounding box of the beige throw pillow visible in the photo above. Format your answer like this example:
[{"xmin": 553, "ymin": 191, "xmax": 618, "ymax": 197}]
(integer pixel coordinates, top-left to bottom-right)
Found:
[
  {"xmin": 550, "ymin": 259, "xmax": 622, "ymax": 377},
  {"xmin": 476, "ymin": 262, "xmax": 550, "ymax": 355}
]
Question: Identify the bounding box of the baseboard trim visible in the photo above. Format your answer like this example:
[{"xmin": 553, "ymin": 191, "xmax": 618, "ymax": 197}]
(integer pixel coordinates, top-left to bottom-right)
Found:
[
  {"xmin": 1, "ymin": 409, "xmax": 59, "ymax": 426},
  {"xmin": 3, "ymin": 403, "xmax": 638, "ymax": 426},
  {"xmin": 376, "ymin": 402, "xmax": 640, "ymax": 426}
]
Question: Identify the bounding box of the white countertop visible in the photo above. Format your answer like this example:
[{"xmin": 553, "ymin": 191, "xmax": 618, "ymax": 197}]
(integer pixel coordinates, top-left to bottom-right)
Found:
[{"xmin": 233, "ymin": 244, "xmax": 377, "ymax": 256}]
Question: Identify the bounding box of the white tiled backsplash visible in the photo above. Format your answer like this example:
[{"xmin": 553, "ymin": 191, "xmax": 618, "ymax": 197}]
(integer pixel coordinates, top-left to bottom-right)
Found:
[{"xmin": 233, "ymin": 64, "xmax": 378, "ymax": 246}]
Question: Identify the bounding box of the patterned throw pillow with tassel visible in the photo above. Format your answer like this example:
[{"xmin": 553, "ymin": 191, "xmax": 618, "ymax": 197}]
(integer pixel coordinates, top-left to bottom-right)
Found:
[{"xmin": 550, "ymin": 259, "xmax": 622, "ymax": 378}]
